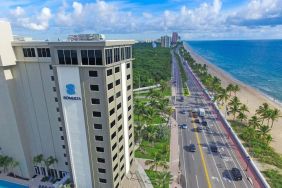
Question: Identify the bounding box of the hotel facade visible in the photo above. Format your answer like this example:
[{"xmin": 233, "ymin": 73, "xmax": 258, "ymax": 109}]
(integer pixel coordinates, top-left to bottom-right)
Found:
[{"xmin": 0, "ymin": 21, "xmax": 134, "ymax": 188}]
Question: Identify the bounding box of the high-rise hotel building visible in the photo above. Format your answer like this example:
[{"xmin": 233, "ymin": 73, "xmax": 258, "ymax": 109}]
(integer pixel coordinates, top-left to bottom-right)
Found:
[{"xmin": 0, "ymin": 21, "xmax": 134, "ymax": 188}]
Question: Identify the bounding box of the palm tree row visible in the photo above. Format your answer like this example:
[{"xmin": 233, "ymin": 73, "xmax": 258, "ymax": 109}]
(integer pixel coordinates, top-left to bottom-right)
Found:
[
  {"xmin": 179, "ymin": 44, "xmax": 281, "ymax": 146},
  {"xmin": 33, "ymin": 154, "xmax": 58, "ymax": 177},
  {"xmin": 0, "ymin": 155, "xmax": 19, "ymax": 177}
]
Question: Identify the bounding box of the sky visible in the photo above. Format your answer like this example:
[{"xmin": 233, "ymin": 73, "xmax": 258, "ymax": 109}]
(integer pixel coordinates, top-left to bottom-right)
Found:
[{"xmin": 1, "ymin": 0, "xmax": 282, "ymax": 40}]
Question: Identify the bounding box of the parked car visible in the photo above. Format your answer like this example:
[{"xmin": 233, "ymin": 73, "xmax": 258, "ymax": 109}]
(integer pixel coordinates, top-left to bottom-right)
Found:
[
  {"xmin": 189, "ymin": 144, "xmax": 196, "ymax": 152},
  {"xmin": 231, "ymin": 168, "xmax": 242, "ymax": 181},
  {"xmin": 202, "ymin": 120, "xmax": 208, "ymax": 126},
  {"xmin": 210, "ymin": 145, "xmax": 218, "ymax": 153},
  {"xmin": 182, "ymin": 124, "xmax": 188, "ymax": 129}
]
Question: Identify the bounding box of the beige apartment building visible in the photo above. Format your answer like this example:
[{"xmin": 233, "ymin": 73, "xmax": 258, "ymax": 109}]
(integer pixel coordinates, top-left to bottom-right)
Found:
[{"xmin": 0, "ymin": 21, "xmax": 134, "ymax": 188}]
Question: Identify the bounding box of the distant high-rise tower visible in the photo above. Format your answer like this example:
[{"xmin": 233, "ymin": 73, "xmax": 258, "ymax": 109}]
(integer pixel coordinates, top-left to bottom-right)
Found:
[
  {"xmin": 161, "ymin": 35, "xmax": 171, "ymax": 48},
  {"xmin": 172, "ymin": 32, "xmax": 178, "ymax": 44}
]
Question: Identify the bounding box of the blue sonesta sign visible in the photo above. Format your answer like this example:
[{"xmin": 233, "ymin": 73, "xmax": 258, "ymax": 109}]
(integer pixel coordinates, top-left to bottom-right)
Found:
[{"xmin": 63, "ymin": 83, "xmax": 81, "ymax": 101}]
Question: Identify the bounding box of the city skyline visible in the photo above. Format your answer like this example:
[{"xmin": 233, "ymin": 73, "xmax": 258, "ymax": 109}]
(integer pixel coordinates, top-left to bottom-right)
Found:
[{"xmin": 1, "ymin": 0, "xmax": 282, "ymax": 40}]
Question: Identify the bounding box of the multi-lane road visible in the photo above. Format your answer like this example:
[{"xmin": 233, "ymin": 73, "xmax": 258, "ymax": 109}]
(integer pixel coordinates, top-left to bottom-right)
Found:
[{"xmin": 171, "ymin": 48, "xmax": 254, "ymax": 188}]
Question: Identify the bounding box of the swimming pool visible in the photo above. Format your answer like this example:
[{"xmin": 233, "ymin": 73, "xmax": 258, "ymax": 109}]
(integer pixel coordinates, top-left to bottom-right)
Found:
[{"xmin": 0, "ymin": 180, "xmax": 28, "ymax": 188}]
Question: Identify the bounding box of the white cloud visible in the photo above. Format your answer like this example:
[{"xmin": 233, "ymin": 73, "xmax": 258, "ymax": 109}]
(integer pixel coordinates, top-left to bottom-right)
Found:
[{"xmin": 11, "ymin": 6, "xmax": 25, "ymax": 16}]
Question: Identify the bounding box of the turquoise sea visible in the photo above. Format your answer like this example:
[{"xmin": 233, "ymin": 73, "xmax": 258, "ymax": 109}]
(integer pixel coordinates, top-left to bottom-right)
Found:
[{"xmin": 186, "ymin": 40, "xmax": 282, "ymax": 103}]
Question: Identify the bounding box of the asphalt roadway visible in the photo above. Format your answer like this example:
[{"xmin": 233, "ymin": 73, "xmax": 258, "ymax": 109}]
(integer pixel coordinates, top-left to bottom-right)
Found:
[{"xmin": 171, "ymin": 49, "xmax": 253, "ymax": 188}]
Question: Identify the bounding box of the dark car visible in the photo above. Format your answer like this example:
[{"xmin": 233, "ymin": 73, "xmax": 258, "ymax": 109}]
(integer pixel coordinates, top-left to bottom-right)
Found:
[
  {"xmin": 194, "ymin": 118, "xmax": 200, "ymax": 123},
  {"xmin": 202, "ymin": 120, "xmax": 208, "ymax": 126},
  {"xmin": 210, "ymin": 145, "xmax": 218, "ymax": 153},
  {"xmin": 179, "ymin": 96, "xmax": 184, "ymax": 102},
  {"xmin": 197, "ymin": 127, "xmax": 203, "ymax": 132},
  {"xmin": 231, "ymin": 168, "xmax": 243, "ymax": 181},
  {"xmin": 189, "ymin": 144, "xmax": 196, "ymax": 152}
]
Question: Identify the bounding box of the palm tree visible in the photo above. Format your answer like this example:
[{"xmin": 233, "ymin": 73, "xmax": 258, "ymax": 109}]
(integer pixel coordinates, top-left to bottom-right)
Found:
[
  {"xmin": 44, "ymin": 156, "xmax": 58, "ymax": 176},
  {"xmin": 242, "ymin": 127, "xmax": 257, "ymax": 145},
  {"xmin": 145, "ymin": 153, "xmax": 162, "ymax": 171},
  {"xmin": 1, "ymin": 156, "xmax": 13, "ymax": 173},
  {"xmin": 10, "ymin": 160, "xmax": 19, "ymax": 177},
  {"xmin": 269, "ymin": 108, "xmax": 281, "ymax": 128},
  {"xmin": 240, "ymin": 104, "xmax": 249, "ymax": 115},
  {"xmin": 258, "ymin": 125, "xmax": 271, "ymax": 139},
  {"xmin": 145, "ymin": 107, "xmax": 157, "ymax": 124},
  {"xmin": 154, "ymin": 171, "xmax": 173, "ymax": 188},
  {"xmin": 226, "ymin": 84, "xmax": 234, "ymax": 97},
  {"xmin": 160, "ymin": 80, "xmax": 168, "ymax": 93},
  {"xmin": 265, "ymin": 134, "xmax": 273, "ymax": 145},
  {"xmin": 237, "ymin": 112, "xmax": 247, "ymax": 123},
  {"xmin": 228, "ymin": 96, "xmax": 241, "ymax": 120},
  {"xmin": 256, "ymin": 103, "xmax": 270, "ymax": 125},
  {"xmin": 248, "ymin": 116, "xmax": 260, "ymax": 129},
  {"xmin": 33, "ymin": 154, "xmax": 44, "ymax": 168},
  {"xmin": 233, "ymin": 84, "xmax": 240, "ymax": 96}
]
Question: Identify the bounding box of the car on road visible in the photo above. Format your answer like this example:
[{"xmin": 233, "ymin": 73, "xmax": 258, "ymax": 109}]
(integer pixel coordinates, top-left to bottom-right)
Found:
[
  {"xmin": 202, "ymin": 120, "xmax": 208, "ymax": 126},
  {"xmin": 210, "ymin": 145, "xmax": 218, "ymax": 153},
  {"xmin": 181, "ymin": 110, "xmax": 187, "ymax": 114},
  {"xmin": 196, "ymin": 127, "xmax": 203, "ymax": 132},
  {"xmin": 231, "ymin": 168, "xmax": 243, "ymax": 181},
  {"xmin": 194, "ymin": 118, "xmax": 200, "ymax": 123},
  {"xmin": 189, "ymin": 144, "xmax": 196, "ymax": 152},
  {"xmin": 179, "ymin": 96, "xmax": 184, "ymax": 102},
  {"xmin": 182, "ymin": 124, "xmax": 188, "ymax": 129}
]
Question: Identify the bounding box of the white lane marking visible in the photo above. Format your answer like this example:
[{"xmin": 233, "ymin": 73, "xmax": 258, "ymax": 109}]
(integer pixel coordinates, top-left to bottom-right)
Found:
[
  {"xmin": 190, "ymin": 140, "xmax": 192, "ymax": 144},
  {"xmin": 212, "ymin": 176, "xmax": 219, "ymax": 182},
  {"xmin": 195, "ymin": 175, "xmax": 200, "ymax": 188},
  {"xmin": 192, "ymin": 155, "xmax": 195, "ymax": 161}
]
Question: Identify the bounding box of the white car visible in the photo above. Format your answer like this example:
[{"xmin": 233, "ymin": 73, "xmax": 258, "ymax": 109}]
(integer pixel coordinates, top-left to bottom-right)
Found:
[{"xmin": 182, "ymin": 124, "xmax": 188, "ymax": 129}]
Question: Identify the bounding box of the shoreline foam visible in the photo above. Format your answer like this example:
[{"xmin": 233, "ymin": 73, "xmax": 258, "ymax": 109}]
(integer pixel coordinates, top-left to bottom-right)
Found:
[{"xmin": 183, "ymin": 42, "xmax": 282, "ymax": 154}]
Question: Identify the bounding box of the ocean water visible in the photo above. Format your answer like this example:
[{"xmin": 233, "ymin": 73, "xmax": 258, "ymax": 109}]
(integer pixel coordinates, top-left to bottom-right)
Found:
[{"xmin": 186, "ymin": 40, "xmax": 282, "ymax": 103}]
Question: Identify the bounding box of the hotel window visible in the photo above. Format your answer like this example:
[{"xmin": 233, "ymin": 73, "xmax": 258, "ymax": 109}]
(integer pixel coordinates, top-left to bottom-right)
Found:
[
  {"xmin": 53, "ymin": 87, "xmax": 56, "ymax": 92},
  {"xmin": 96, "ymin": 147, "xmax": 104, "ymax": 152},
  {"xmin": 62, "ymin": 145, "xmax": 65, "ymax": 149},
  {"xmin": 127, "ymin": 74, "xmax": 131, "ymax": 80},
  {"xmin": 80, "ymin": 50, "xmax": 102, "ymax": 65},
  {"xmin": 98, "ymin": 168, "xmax": 106, "ymax": 173},
  {"xmin": 125, "ymin": 47, "xmax": 131, "ymax": 59},
  {"xmin": 93, "ymin": 111, "xmax": 101, "ymax": 117},
  {"xmin": 114, "ymin": 164, "xmax": 118, "ymax": 171},
  {"xmin": 113, "ymin": 153, "xmax": 117, "ymax": 161},
  {"xmin": 94, "ymin": 124, "xmax": 102, "ymax": 129},
  {"xmin": 91, "ymin": 98, "xmax": 100, "ymax": 104},
  {"xmin": 121, "ymin": 173, "xmax": 125, "ymax": 180},
  {"xmin": 129, "ymin": 142, "xmax": 133, "ymax": 147},
  {"xmin": 128, "ymin": 105, "xmax": 131, "ymax": 111},
  {"xmin": 55, "ymin": 97, "xmax": 58, "ymax": 102},
  {"xmin": 129, "ymin": 133, "xmax": 132, "ymax": 139},
  {"xmin": 128, "ymin": 95, "xmax": 131, "ymax": 101},
  {"xmin": 89, "ymin": 70, "xmax": 98, "ymax": 77},
  {"xmin": 23, "ymin": 48, "xmax": 36, "ymax": 57},
  {"xmin": 95, "ymin": 136, "xmax": 103, "ymax": 141},
  {"xmin": 99, "ymin": 178, "xmax": 107, "ymax": 183},
  {"xmin": 105, "ymin": 49, "xmax": 113, "ymax": 65},
  {"xmin": 114, "ymin": 48, "xmax": 120, "ymax": 62},
  {"xmin": 120, "ymin": 164, "xmax": 124, "ymax": 171},
  {"xmin": 115, "ymin": 67, "xmax": 120, "ymax": 73},
  {"xmin": 81, "ymin": 50, "xmax": 88, "ymax": 65},
  {"xmin": 115, "ymin": 79, "xmax": 120, "ymax": 86},
  {"xmin": 109, "ymin": 96, "xmax": 114, "ymax": 103},
  {"xmin": 56, "ymin": 108, "xmax": 60, "ymax": 112},
  {"xmin": 129, "ymin": 124, "xmax": 132, "ymax": 130},
  {"xmin": 57, "ymin": 50, "xmax": 78, "ymax": 65},
  {"xmin": 128, "ymin": 115, "xmax": 132, "ymax": 121},
  {"xmin": 115, "ymin": 183, "xmax": 119, "ymax": 188},
  {"xmin": 114, "ymin": 174, "xmax": 119, "ymax": 181},
  {"xmin": 119, "ymin": 145, "xmax": 123, "ymax": 152},
  {"xmin": 58, "ymin": 117, "xmax": 61, "ymax": 122},
  {"xmin": 65, "ymin": 162, "xmax": 68, "ymax": 165},
  {"xmin": 90, "ymin": 85, "xmax": 99, "ymax": 91},
  {"xmin": 126, "ymin": 63, "xmax": 130, "ymax": 68},
  {"xmin": 59, "ymin": 127, "xmax": 63, "ymax": 131},
  {"xmin": 118, "ymin": 114, "xmax": 122, "ymax": 121},
  {"xmin": 120, "ymin": 155, "xmax": 124, "ymax": 161},
  {"xmin": 118, "ymin": 125, "xmax": 122, "ymax": 132},
  {"xmin": 49, "ymin": 65, "xmax": 53, "ymax": 70},
  {"xmin": 117, "ymin": 103, "xmax": 121, "ymax": 110},
  {"xmin": 37, "ymin": 48, "xmax": 51, "ymax": 57},
  {"xmin": 119, "ymin": 135, "xmax": 123, "ymax": 142},
  {"xmin": 107, "ymin": 69, "xmax": 112, "ymax": 76},
  {"xmin": 110, "ymin": 120, "xmax": 115, "ymax": 128},
  {"xmin": 112, "ymin": 143, "xmax": 117, "ymax": 151},
  {"xmin": 51, "ymin": 76, "xmax": 54, "ymax": 81},
  {"xmin": 110, "ymin": 108, "xmax": 115, "ymax": 116},
  {"xmin": 108, "ymin": 83, "xmax": 113, "ymax": 90},
  {"xmin": 61, "ymin": 136, "xmax": 64, "ymax": 140},
  {"xmin": 111, "ymin": 132, "xmax": 116, "ymax": 140},
  {"xmin": 97, "ymin": 158, "xmax": 105, "ymax": 163},
  {"xmin": 127, "ymin": 85, "xmax": 131, "ymax": 91},
  {"xmin": 116, "ymin": 91, "xmax": 121, "ymax": 98},
  {"xmin": 121, "ymin": 48, "xmax": 125, "ymax": 60}
]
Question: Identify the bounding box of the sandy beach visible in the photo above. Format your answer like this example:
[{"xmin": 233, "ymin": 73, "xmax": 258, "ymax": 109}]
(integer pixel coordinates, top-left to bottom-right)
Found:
[{"xmin": 184, "ymin": 44, "xmax": 282, "ymax": 155}]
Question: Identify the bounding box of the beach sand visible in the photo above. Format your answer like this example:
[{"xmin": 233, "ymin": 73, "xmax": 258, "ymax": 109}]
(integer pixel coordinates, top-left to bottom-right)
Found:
[{"xmin": 184, "ymin": 44, "xmax": 282, "ymax": 154}]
